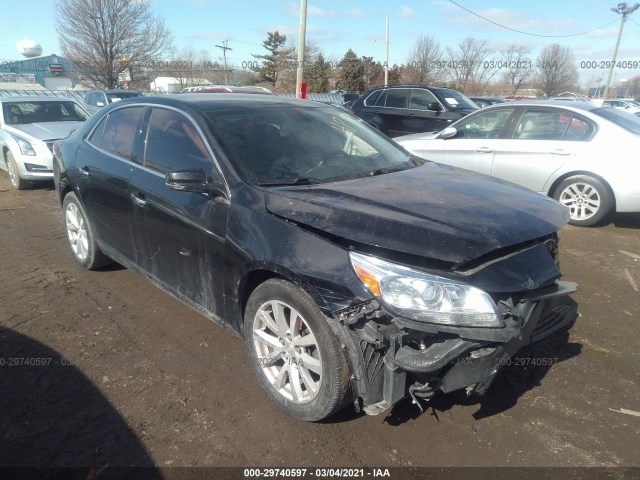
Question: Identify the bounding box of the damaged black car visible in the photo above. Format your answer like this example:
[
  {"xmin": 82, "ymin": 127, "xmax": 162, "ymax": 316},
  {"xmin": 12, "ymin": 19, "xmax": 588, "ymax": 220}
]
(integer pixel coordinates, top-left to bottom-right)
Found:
[{"xmin": 53, "ymin": 94, "xmax": 577, "ymax": 421}]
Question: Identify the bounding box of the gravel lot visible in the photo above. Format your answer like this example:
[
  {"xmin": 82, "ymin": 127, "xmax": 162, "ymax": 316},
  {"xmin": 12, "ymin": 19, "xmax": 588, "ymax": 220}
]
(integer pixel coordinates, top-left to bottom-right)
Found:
[{"xmin": 0, "ymin": 173, "xmax": 639, "ymax": 473}]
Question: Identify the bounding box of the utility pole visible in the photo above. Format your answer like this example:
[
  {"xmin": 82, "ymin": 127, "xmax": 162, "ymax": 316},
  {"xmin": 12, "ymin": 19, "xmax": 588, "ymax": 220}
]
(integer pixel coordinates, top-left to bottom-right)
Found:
[
  {"xmin": 602, "ymin": 2, "xmax": 639, "ymax": 99},
  {"xmin": 296, "ymin": 0, "xmax": 308, "ymax": 98},
  {"xmin": 215, "ymin": 40, "xmax": 232, "ymax": 85},
  {"xmin": 384, "ymin": 16, "xmax": 389, "ymax": 86}
]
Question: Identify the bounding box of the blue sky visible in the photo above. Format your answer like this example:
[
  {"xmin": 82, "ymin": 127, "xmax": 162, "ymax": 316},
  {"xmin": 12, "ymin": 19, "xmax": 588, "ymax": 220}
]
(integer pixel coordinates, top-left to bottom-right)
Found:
[{"xmin": 3, "ymin": 0, "xmax": 640, "ymax": 86}]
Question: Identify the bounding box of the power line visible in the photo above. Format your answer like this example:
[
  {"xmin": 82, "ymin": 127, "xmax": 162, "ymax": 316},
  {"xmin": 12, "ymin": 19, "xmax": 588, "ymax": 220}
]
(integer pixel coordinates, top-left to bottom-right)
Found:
[{"xmin": 448, "ymin": 0, "xmax": 619, "ymax": 38}]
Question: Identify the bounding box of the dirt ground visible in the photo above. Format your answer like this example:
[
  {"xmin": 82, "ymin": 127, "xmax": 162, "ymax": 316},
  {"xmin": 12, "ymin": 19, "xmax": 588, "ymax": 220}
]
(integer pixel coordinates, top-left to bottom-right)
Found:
[{"xmin": 1, "ymin": 173, "xmax": 639, "ymax": 472}]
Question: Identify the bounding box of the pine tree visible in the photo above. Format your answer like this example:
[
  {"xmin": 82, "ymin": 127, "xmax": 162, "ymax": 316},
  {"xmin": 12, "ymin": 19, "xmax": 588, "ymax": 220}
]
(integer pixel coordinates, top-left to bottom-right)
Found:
[
  {"xmin": 338, "ymin": 49, "xmax": 365, "ymax": 93},
  {"xmin": 251, "ymin": 31, "xmax": 294, "ymax": 88}
]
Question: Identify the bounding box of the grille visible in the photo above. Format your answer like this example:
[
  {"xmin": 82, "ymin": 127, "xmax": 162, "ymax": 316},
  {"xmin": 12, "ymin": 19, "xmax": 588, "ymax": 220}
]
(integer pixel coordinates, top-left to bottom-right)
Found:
[{"xmin": 531, "ymin": 304, "xmax": 577, "ymax": 342}]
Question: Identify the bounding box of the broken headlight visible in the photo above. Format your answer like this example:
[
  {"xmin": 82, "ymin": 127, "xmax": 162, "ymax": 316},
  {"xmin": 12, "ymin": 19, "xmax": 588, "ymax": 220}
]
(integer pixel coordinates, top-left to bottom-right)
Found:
[{"xmin": 350, "ymin": 252, "xmax": 503, "ymax": 327}]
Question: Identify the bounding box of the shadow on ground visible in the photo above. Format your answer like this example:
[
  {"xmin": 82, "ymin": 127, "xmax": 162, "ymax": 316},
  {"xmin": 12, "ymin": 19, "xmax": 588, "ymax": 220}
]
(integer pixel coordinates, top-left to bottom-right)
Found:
[{"xmin": 0, "ymin": 327, "xmax": 159, "ymax": 471}]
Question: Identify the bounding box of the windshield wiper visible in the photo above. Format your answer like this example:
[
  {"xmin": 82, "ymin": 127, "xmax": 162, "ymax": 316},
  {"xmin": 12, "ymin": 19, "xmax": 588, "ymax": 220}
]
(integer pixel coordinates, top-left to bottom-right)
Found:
[
  {"xmin": 257, "ymin": 177, "xmax": 325, "ymax": 187},
  {"xmin": 367, "ymin": 166, "xmax": 410, "ymax": 177}
]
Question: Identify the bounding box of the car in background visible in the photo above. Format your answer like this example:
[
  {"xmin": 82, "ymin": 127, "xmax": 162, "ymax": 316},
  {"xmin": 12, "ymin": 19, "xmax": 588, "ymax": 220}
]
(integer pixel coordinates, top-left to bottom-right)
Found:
[
  {"xmin": 350, "ymin": 84, "xmax": 478, "ymax": 137},
  {"xmin": 469, "ymin": 96, "xmax": 507, "ymax": 108},
  {"xmin": 394, "ymin": 100, "xmax": 640, "ymax": 226},
  {"xmin": 83, "ymin": 89, "xmax": 143, "ymax": 115},
  {"xmin": 551, "ymin": 96, "xmax": 592, "ymax": 103},
  {"xmin": 184, "ymin": 85, "xmax": 272, "ymax": 95},
  {"xmin": 53, "ymin": 93, "xmax": 576, "ymax": 421},
  {"xmin": 602, "ymin": 99, "xmax": 640, "ymax": 116},
  {"xmin": 0, "ymin": 96, "xmax": 89, "ymax": 189}
]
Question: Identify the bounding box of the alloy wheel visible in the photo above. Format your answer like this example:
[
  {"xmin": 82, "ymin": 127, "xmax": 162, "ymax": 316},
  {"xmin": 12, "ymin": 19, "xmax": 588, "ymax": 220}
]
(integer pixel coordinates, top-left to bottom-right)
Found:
[
  {"xmin": 65, "ymin": 202, "xmax": 89, "ymax": 262},
  {"xmin": 558, "ymin": 182, "xmax": 601, "ymax": 222},
  {"xmin": 252, "ymin": 300, "xmax": 322, "ymax": 404}
]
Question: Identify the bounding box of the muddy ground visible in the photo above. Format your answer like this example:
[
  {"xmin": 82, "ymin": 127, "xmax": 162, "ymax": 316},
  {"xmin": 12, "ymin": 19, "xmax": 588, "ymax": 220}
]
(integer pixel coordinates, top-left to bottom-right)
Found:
[{"xmin": 0, "ymin": 173, "xmax": 639, "ymax": 472}]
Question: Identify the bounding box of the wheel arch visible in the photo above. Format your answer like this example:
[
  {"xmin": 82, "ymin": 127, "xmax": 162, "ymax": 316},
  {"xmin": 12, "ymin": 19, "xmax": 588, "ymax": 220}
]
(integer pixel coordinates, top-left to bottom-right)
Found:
[
  {"xmin": 237, "ymin": 267, "xmax": 335, "ymax": 322},
  {"xmin": 547, "ymin": 170, "xmax": 617, "ymax": 211}
]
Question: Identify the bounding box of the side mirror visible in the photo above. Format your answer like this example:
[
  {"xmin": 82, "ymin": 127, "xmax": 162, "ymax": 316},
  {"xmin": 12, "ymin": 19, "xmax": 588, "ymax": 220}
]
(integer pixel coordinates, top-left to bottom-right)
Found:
[
  {"xmin": 439, "ymin": 127, "xmax": 458, "ymax": 139},
  {"xmin": 428, "ymin": 102, "xmax": 443, "ymax": 112},
  {"xmin": 165, "ymin": 169, "xmax": 228, "ymax": 199}
]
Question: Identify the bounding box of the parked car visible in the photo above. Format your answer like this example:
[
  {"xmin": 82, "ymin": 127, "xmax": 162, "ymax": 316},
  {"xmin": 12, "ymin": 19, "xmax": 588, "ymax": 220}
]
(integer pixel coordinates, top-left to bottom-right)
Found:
[
  {"xmin": 469, "ymin": 96, "xmax": 507, "ymax": 108},
  {"xmin": 54, "ymin": 94, "xmax": 577, "ymax": 421},
  {"xmin": 394, "ymin": 100, "xmax": 640, "ymax": 226},
  {"xmin": 185, "ymin": 85, "xmax": 272, "ymax": 95},
  {"xmin": 602, "ymin": 98, "xmax": 640, "ymax": 116},
  {"xmin": 350, "ymin": 84, "xmax": 478, "ymax": 137},
  {"xmin": 82, "ymin": 89, "xmax": 143, "ymax": 115},
  {"xmin": 0, "ymin": 96, "xmax": 89, "ymax": 189}
]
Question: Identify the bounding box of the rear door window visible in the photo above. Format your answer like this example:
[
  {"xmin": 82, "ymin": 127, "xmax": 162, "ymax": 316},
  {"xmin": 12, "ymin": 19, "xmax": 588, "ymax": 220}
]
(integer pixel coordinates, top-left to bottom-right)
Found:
[{"xmin": 101, "ymin": 107, "xmax": 146, "ymax": 160}]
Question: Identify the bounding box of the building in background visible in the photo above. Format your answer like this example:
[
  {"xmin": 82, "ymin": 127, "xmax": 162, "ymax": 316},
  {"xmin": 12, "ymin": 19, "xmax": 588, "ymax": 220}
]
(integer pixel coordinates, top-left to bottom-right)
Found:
[{"xmin": 0, "ymin": 54, "xmax": 80, "ymax": 90}]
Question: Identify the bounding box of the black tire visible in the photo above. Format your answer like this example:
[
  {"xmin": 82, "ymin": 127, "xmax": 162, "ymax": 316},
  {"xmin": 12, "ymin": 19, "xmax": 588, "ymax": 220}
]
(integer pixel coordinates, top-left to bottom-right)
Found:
[
  {"xmin": 62, "ymin": 192, "xmax": 112, "ymax": 270},
  {"xmin": 6, "ymin": 151, "xmax": 29, "ymax": 190},
  {"xmin": 243, "ymin": 279, "xmax": 351, "ymax": 421},
  {"xmin": 553, "ymin": 175, "xmax": 613, "ymax": 227}
]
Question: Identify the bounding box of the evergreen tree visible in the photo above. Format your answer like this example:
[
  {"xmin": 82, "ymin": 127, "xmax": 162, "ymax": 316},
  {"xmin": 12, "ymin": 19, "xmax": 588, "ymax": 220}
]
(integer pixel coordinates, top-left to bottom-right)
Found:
[
  {"xmin": 337, "ymin": 49, "xmax": 365, "ymax": 92},
  {"xmin": 307, "ymin": 53, "xmax": 332, "ymax": 92},
  {"xmin": 251, "ymin": 31, "xmax": 294, "ymax": 88}
]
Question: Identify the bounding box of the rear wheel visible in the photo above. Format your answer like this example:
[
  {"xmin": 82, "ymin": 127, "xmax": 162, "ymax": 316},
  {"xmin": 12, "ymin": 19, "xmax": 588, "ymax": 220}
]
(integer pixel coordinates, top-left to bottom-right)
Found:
[
  {"xmin": 62, "ymin": 192, "xmax": 112, "ymax": 269},
  {"xmin": 553, "ymin": 175, "xmax": 613, "ymax": 227},
  {"xmin": 6, "ymin": 151, "xmax": 28, "ymax": 190},
  {"xmin": 243, "ymin": 279, "xmax": 350, "ymax": 421}
]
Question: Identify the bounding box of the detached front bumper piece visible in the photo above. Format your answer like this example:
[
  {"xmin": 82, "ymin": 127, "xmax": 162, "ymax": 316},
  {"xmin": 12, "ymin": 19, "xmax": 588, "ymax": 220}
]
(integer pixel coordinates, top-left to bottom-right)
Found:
[{"xmin": 363, "ymin": 280, "xmax": 578, "ymax": 415}]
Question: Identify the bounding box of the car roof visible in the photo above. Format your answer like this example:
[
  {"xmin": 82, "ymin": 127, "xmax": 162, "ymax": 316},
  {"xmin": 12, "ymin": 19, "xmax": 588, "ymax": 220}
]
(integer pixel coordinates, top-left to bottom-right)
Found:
[
  {"xmin": 483, "ymin": 99, "xmax": 598, "ymax": 111},
  {"xmin": 0, "ymin": 96, "xmax": 80, "ymax": 103},
  {"xmin": 103, "ymin": 93, "xmax": 324, "ymax": 112}
]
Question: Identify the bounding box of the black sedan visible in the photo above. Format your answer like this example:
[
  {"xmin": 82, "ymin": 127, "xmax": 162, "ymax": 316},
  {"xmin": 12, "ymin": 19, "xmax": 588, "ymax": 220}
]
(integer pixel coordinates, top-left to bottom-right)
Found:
[{"xmin": 54, "ymin": 94, "xmax": 577, "ymax": 421}]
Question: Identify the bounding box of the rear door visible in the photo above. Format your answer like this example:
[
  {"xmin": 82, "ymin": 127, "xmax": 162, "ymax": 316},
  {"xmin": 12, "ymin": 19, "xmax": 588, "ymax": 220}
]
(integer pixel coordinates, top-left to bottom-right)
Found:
[
  {"xmin": 76, "ymin": 105, "xmax": 146, "ymax": 260},
  {"xmin": 129, "ymin": 106, "xmax": 229, "ymax": 316},
  {"xmin": 493, "ymin": 108, "xmax": 596, "ymax": 193},
  {"xmin": 379, "ymin": 88, "xmax": 410, "ymax": 137}
]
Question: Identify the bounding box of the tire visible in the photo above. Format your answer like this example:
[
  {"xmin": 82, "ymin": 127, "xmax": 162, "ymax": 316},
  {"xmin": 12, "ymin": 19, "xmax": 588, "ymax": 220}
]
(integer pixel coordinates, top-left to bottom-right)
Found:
[
  {"xmin": 62, "ymin": 192, "xmax": 112, "ymax": 270},
  {"xmin": 243, "ymin": 279, "xmax": 351, "ymax": 421},
  {"xmin": 553, "ymin": 175, "xmax": 613, "ymax": 227},
  {"xmin": 6, "ymin": 151, "xmax": 28, "ymax": 190}
]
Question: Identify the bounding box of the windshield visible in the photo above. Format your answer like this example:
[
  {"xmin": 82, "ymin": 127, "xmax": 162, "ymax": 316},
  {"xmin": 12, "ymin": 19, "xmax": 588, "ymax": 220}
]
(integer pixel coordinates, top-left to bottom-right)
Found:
[
  {"xmin": 433, "ymin": 89, "xmax": 478, "ymax": 111},
  {"xmin": 205, "ymin": 104, "xmax": 424, "ymax": 186},
  {"xmin": 2, "ymin": 101, "xmax": 90, "ymax": 124},
  {"xmin": 592, "ymin": 107, "xmax": 640, "ymax": 135}
]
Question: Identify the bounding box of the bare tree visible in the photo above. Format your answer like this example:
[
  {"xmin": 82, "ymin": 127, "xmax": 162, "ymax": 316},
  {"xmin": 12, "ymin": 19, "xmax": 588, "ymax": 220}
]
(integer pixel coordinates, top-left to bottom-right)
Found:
[
  {"xmin": 445, "ymin": 37, "xmax": 496, "ymax": 93},
  {"xmin": 536, "ymin": 44, "xmax": 579, "ymax": 97},
  {"xmin": 501, "ymin": 44, "xmax": 533, "ymax": 94},
  {"xmin": 56, "ymin": 0, "xmax": 173, "ymax": 89},
  {"xmin": 401, "ymin": 35, "xmax": 444, "ymax": 85}
]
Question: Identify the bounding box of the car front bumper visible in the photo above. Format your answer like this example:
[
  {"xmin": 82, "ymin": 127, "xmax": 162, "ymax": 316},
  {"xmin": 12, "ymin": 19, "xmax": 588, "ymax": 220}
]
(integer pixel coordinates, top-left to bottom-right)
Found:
[{"xmin": 361, "ymin": 280, "xmax": 578, "ymax": 415}]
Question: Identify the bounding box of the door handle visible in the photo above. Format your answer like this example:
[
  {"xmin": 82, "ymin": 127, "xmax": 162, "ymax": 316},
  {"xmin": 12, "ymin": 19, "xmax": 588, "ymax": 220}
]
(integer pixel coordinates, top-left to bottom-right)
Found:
[
  {"xmin": 131, "ymin": 192, "xmax": 148, "ymax": 207},
  {"xmin": 80, "ymin": 166, "xmax": 91, "ymax": 176},
  {"xmin": 549, "ymin": 149, "xmax": 570, "ymax": 156},
  {"xmin": 475, "ymin": 147, "xmax": 494, "ymax": 153}
]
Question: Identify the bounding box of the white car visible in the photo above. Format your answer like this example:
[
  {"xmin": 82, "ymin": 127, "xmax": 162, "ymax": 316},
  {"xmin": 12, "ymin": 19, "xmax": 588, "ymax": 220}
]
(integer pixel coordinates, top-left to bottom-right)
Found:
[
  {"xmin": 394, "ymin": 100, "xmax": 640, "ymax": 226},
  {"xmin": 602, "ymin": 99, "xmax": 640, "ymax": 116},
  {"xmin": 0, "ymin": 97, "xmax": 89, "ymax": 189}
]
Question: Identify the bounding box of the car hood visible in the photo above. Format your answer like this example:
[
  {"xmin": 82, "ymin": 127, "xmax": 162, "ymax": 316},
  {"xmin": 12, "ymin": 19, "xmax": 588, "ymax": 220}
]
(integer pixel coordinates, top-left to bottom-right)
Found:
[
  {"xmin": 8, "ymin": 122, "xmax": 84, "ymax": 141},
  {"xmin": 264, "ymin": 163, "xmax": 569, "ymax": 265},
  {"xmin": 395, "ymin": 131, "xmax": 440, "ymax": 143}
]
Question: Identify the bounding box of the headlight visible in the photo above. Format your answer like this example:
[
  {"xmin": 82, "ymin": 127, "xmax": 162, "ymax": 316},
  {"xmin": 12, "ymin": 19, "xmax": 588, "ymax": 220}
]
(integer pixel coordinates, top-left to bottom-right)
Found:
[
  {"xmin": 350, "ymin": 252, "xmax": 503, "ymax": 327},
  {"xmin": 10, "ymin": 134, "xmax": 36, "ymax": 156}
]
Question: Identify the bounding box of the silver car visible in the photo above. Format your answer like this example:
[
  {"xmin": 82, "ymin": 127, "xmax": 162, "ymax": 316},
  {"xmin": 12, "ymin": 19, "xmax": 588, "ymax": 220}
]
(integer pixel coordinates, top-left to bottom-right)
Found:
[
  {"xmin": 0, "ymin": 97, "xmax": 89, "ymax": 189},
  {"xmin": 394, "ymin": 100, "xmax": 640, "ymax": 226}
]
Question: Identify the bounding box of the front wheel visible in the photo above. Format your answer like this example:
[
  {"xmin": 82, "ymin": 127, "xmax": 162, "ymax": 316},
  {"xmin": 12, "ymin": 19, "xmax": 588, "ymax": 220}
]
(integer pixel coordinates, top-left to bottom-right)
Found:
[
  {"xmin": 62, "ymin": 192, "xmax": 112, "ymax": 269},
  {"xmin": 6, "ymin": 151, "xmax": 28, "ymax": 190},
  {"xmin": 553, "ymin": 175, "xmax": 613, "ymax": 227},
  {"xmin": 243, "ymin": 279, "xmax": 351, "ymax": 421}
]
